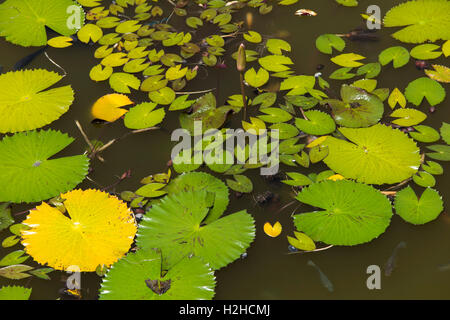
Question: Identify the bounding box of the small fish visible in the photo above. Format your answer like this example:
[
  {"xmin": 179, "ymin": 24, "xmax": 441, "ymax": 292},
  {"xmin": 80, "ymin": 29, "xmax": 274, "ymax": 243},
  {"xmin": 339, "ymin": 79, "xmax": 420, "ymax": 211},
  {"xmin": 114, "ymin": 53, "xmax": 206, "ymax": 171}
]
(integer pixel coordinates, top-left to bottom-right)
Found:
[
  {"xmin": 13, "ymin": 47, "xmax": 46, "ymax": 71},
  {"xmin": 438, "ymin": 262, "xmax": 450, "ymax": 272},
  {"xmin": 384, "ymin": 241, "xmax": 407, "ymax": 276},
  {"xmin": 307, "ymin": 260, "xmax": 334, "ymax": 292},
  {"xmin": 295, "ymin": 9, "xmax": 317, "ymax": 17},
  {"xmin": 338, "ymin": 29, "xmax": 379, "ymax": 41}
]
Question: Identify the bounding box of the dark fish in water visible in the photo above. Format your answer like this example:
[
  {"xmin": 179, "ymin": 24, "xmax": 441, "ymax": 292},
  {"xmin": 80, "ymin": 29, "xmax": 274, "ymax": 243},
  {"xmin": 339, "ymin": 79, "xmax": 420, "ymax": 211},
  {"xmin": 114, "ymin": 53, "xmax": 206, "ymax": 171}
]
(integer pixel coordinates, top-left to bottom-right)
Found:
[
  {"xmin": 438, "ymin": 262, "xmax": 450, "ymax": 272},
  {"xmin": 384, "ymin": 241, "xmax": 407, "ymax": 276},
  {"xmin": 13, "ymin": 47, "xmax": 46, "ymax": 71},
  {"xmin": 339, "ymin": 29, "xmax": 379, "ymax": 41},
  {"xmin": 307, "ymin": 260, "xmax": 334, "ymax": 292}
]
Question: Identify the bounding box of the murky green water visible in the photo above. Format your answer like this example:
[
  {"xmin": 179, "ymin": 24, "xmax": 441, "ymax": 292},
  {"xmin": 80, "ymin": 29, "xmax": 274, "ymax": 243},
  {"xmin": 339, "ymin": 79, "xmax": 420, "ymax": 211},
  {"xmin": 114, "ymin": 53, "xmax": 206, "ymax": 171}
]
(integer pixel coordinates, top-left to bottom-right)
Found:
[{"xmin": 0, "ymin": 0, "xmax": 449, "ymax": 299}]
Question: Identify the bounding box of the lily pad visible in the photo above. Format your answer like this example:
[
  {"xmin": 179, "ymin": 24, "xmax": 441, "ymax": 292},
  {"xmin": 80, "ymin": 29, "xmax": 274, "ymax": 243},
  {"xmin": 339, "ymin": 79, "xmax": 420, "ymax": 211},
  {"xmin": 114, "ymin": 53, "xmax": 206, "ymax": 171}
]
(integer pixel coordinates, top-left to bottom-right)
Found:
[
  {"xmin": 404, "ymin": 77, "xmax": 445, "ymax": 107},
  {"xmin": 383, "ymin": 0, "xmax": 450, "ymax": 43},
  {"xmin": 136, "ymin": 190, "xmax": 255, "ymax": 270},
  {"xmin": 99, "ymin": 249, "xmax": 215, "ymax": 300},
  {"xmin": 0, "ymin": 130, "xmax": 89, "ymax": 203},
  {"xmin": 324, "ymin": 85, "xmax": 384, "ymax": 128},
  {"xmin": 124, "ymin": 102, "xmax": 165, "ymax": 129},
  {"xmin": 322, "ymin": 124, "xmax": 421, "ymax": 184},
  {"xmin": 295, "ymin": 111, "xmax": 336, "ymax": 135},
  {"xmin": 394, "ymin": 186, "xmax": 443, "ymax": 225},
  {"xmin": 0, "ymin": 286, "xmax": 31, "ymax": 300},
  {"xmin": 163, "ymin": 172, "xmax": 229, "ymax": 224},
  {"xmin": 293, "ymin": 180, "xmax": 392, "ymax": 246},
  {"xmin": 0, "ymin": 0, "xmax": 84, "ymax": 47},
  {"xmin": 0, "ymin": 69, "xmax": 74, "ymax": 133}
]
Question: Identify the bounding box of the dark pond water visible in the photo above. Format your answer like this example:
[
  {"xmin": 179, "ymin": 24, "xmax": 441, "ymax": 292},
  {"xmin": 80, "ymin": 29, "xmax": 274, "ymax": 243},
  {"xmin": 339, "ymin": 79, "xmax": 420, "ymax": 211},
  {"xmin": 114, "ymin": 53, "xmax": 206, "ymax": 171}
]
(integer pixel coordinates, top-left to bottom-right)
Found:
[{"xmin": 0, "ymin": 0, "xmax": 449, "ymax": 299}]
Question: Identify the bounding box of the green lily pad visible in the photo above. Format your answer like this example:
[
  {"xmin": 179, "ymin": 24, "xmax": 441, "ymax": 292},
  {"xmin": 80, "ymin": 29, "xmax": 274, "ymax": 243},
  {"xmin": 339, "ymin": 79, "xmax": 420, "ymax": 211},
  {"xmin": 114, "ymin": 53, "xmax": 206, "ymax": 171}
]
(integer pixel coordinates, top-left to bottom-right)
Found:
[
  {"xmin": 315, "ymin": 34, "xmax": 345, "ymax": 54},
  {"xmin": 164, "ymin": 172, "xmax": 229, "ymax": 225},
  {"xmin": 378, "ymin": 46, "xmax": 410, "ymax": 68},
  {"xmin": 0, "ymin": 0, "xmax": 84, "ymax": 47},
  {"xmin": 294, "ymin": 180, "xmax": 392, "ymax": 246},
  {"xmin": 124, "ymin": 102, "xmax": 165, "ymax": 129},
  {"xmin": 295, "ymin": 111, "xmax": 336, "ymax": 135},
  {"xmin": 440, "ymin": 122, "xmax": 450, "ymax": 144},
  {"xmin": 409, "ymin": 125, "xmax": 440, "ymax": 143},
  {"xmin": 394, "ymin": 186, "xmax": 443, "ymax": 225},
  {"xmin": 0, "ymin": 69, "xmax": 74, "ymax": 133},
  {"xmin": 0, "ymin": 286, "xmax": 31, "ymax": 300},
  {"xmin": 322, "ymin": 124, "xmax": 421, "ymax": 184},
  {"xmin": 136, "ymin": 190, "xmax": 255, "ymax": 270},
  {"xmin": 99, "ymin": 249, "xmax": 216, "ymax": 300},
  {"xmin": 324, "ymin": 84, "xmax": 384, "ymax": 128},
  {"xmin": 0, "ymin": 130, "xmax": 89, "ymax": 203},
  {"xmin": 390, "ymin": 108, "xmax": 427, "ymax": 127},
  {"xmin": 404, "ymin": 77, "xmax": 445, "ymax": 107},
  {"xmin": 383, "ymin": 0, "xmax": 450, "ymax": 43},
  {"xmin": 226, "ymin": 175, "xmax": 253, "ymax": 193}
]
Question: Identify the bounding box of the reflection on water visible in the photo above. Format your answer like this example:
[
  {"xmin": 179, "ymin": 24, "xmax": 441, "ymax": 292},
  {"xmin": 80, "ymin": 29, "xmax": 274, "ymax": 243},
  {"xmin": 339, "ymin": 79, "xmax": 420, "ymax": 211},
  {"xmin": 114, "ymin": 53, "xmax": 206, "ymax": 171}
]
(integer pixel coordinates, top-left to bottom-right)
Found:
[{"xmin": 0, "ymin": 0, "xmax": 449, "ymax": 299}]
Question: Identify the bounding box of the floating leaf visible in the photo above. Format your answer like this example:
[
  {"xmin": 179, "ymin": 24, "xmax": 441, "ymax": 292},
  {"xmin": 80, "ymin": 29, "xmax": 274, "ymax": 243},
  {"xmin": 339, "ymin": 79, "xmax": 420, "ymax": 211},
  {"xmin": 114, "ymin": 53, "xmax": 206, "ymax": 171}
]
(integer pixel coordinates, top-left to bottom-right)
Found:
[
  {"xmin": 164, "ymin": 172, "xmax": 229, "ymax": 224},
  {"xmin": 336, "ymin": 0, "xmax": 358, "ymax": 7},
  {"xmin": 243, "ymin": 31, "xmax": 262, "ymax": 43},
  {"xmin": 410, "ymin": 44, "xmax": 442, "ymax": 60},
  {"xmin": 99, "ymin": 249, "xmax": 215, "ymax": 300},
  {"xmin": 409, "ymin": 125, "xmax": 440, "ymax": 143},
  {"xmin": 294, "ymin": 180, "xmax": 392, "ymax": 245},
  {"xmin": 425, "ymin": 64, "xmax": 450, "ymax": 83},
  {"xmin": 280, "ymin": 75, "xmax": 315, "ymax": 95},
  {"xmin": 378, "ymin": 46, "xmax": 410, "ymax": 68},
  {"xmin": 101, "ymin": 52, "xmax": 129, "ymax": 67},
  {"xmin": 282, "ymin": 172, "xmax": 313, "ymax": 186},
  {"xmin": 0, "ymin": 250, "xmax": 28, "ymax": 267},
  {"xmin": 109, "ymin": 73, "xmax": 141, "ymax": 93},
  {"xmin": 388, "ymin": 88, "xmax": 407, "ymax": 109},
  {"xmin": 91, "ymin": 93, "xmax": 133, "ymax": 122},
  {"xmin": 295, "ymin": 111, "xmax": 336, "ymax": 135},
  {"xmin": 440, "ymin": 122, "xmax": 450, "ymax": 144},
  {"xmin": 244, "ymin": 68, "xmax": 269, "ymax": 88},
  {"xmin": 394, "ymin": 186, "xmax": 443, "ymax": 225},
  {"xmin": 356, "ymin": 63, "xmax": 381, "ymax": 78},
  {"xmin": 287, "ymin": 232, "xmax": 316, "ymax": 251},
  {"xmin": 331, "ymin": 53, "xmax": 365, "ymax": 68},
  {"xmin": 322, "ymin": 124, "xmax": 421, "ymax": 184},
  {"xmin": 266, "ymin": 39, "xmax": 291, "ymax": 55},
  {"xmin": 383, "ymin": 0, "xmax": 450, "ymax": 43},
  {"xmin": 0, "ymin": 286, "xmax": 31, "ymax": 300},
  {"xmin": 137, "ymin": 190, "xmax": 255, "ymax": 270},
  {"xmin": 0, "ymin": 203, "xmax": 13, "ymax": 232},
  {"xmin": 135, "ymin": 183, "xmax": 167, "ymax": 198},
  {"xmin": 330, "ymin": 67, "xmax": 355, "ymax": 80},
  {"xmin": 0, "ymin": 69, "xmax": 74, "ymax": 133},
  {"xmin": 124, "ymin": 102, "xmax": 165, "ymax": 129},
  {"xmin": 242, "ymin": 117, "xmax": 267, "ymax": 135},
  {"xmin": 422, "ymin": 160, "xmax": 443, "ymax": 175},
  {"xmin": 324, "ymin": 85, "xmax": 384, "ymax": 128},
  {"xmin": 315, "ymin": 34, "xmax": 345, "ymax": 54},
  {"xmin": 258, "ymin": 108, "xmax": 292, "ymax": 123},
  {"xmin": 21, "ymin": 189, "xmax": 137, "ymax": 271},
  {"xmin": 47, "ymin": 36, "xmax": 73, "ymax": 48},
  {"xmin": 149, "ymin": 87, "xmax": 176, "ymax": 105},
  {"xmin": 226, "ymin": 175, "xmax": 253, "ymax": 193},
  {"xmin": 186, "ymin": 16, "xmax": 203, "ymax": 28},
  {"xmin": 77, "ymin": 24, "xmax": 103, "ymax": 43},
  {"xmin": 258, "ymin": 55, "xmax": 293, "ymax": 72},
  {"xmin": 404, "ymin": 77, "xmax": 445, "ymax": 107},
  {"xmin": 169, "ymin": 95, "xmax": 195, "ymax": 111},
  {"xmin": 0, "ymin": 265, "xmax": 32, "ymax": 280},
  {"xmin": 390, "ymin": 108, "xmax": 427, "ymax": 127},
  {"xmin": 0, "ymin": 0, "xmax": 84, "ymax": 46},
  {"xmin": 264, "ymin": 222, "xmax": 282, "ymax": 238},
  {"xmin": 90, "ymin": 64, "xmax": 113, "ymax": 81},
  {"xmin": 413, "ymin": 171, "xmax": 436, "ymax": 187},
  {"xmin": 426, "ymin": 144, "xmax": 450, "ymax": 161},
  {"xmin": 0, "ymin": 130, "xmax": 89, "ymax": 203}
]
